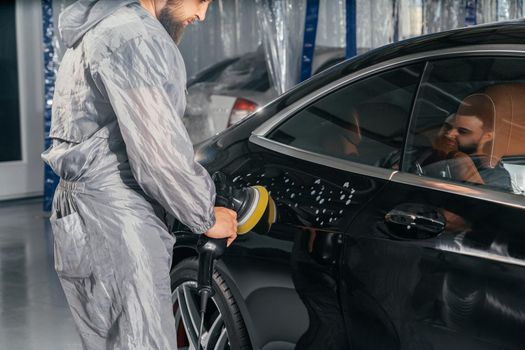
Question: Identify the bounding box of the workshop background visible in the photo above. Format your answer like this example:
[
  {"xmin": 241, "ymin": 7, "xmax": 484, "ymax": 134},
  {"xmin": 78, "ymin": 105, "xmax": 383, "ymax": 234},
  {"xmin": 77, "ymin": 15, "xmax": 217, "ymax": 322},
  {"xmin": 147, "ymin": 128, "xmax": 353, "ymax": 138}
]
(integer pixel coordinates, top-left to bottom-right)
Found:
[{"xmin": 0, "ymin": 0, "xmax": 524, "ymax": 349}]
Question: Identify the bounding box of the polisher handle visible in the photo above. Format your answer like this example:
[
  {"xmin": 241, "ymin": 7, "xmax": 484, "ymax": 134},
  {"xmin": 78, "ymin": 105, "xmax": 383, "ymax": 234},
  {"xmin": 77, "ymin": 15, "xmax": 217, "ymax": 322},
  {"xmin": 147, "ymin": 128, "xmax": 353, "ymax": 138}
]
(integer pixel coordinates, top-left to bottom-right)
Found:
[{"xmin": 196, "ymin": 236, "xmax": 228, "ymax": 295}]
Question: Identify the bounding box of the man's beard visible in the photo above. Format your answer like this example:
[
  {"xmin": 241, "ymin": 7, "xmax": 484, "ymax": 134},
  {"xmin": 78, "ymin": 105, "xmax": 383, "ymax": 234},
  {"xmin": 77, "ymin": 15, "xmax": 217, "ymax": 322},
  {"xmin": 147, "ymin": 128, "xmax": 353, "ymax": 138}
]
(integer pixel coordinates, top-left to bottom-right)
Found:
[
  {"xmin": 458, "ymin": 138, "xmax": 481, "ymax": 155},
  {"xmin": 158, "ymin": 3, "xmax": 186, "ymax": 45}
]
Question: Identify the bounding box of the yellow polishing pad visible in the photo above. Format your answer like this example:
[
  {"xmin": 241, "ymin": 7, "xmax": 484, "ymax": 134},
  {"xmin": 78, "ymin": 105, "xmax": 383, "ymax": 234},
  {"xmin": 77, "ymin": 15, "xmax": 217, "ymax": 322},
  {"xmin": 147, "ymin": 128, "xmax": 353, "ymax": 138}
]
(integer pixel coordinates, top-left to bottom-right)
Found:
[
  {"xmin": 237, "ymin": 186, "xmax": 269, "ymax": 235},
  {"xmin": 268, "ymin": 197, "xmax": 277, "ymax": 225}
]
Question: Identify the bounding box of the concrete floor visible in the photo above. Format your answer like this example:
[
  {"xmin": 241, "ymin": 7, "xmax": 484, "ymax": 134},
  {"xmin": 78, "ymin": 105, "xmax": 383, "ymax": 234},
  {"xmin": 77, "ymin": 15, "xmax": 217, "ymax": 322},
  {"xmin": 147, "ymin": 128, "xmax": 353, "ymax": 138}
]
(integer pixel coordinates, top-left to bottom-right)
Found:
[{"xmin": 0, "ymin": 198, "xmax": 82, "ymax": 349}]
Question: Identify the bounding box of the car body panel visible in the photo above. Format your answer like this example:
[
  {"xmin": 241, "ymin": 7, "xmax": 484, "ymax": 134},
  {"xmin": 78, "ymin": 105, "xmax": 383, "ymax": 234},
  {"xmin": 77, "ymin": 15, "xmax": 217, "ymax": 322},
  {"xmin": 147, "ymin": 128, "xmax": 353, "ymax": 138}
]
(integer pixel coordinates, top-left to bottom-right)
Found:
[{"xmin": 341, "ymin": 177, "xmax": 525, "ymax": 349}]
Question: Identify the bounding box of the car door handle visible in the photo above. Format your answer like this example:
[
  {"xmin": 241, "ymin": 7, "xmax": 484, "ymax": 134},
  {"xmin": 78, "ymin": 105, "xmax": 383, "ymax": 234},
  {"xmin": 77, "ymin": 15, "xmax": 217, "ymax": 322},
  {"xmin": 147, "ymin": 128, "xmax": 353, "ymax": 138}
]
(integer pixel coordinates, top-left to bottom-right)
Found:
[{"xmin": 384, "ymin": 203, "xmax": 446, "ymax": 239}]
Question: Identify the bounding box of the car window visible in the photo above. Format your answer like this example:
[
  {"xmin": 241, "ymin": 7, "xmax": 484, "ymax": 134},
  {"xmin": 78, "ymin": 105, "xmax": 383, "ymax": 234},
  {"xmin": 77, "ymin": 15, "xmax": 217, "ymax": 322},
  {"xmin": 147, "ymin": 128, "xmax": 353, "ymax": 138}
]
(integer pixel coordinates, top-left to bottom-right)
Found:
[
  {"xmin": 403, "ymin": 57, "xmax": 525, "ymax": 196},
  {"xmin": 267, "ymin": 64, "xmax": 425, "ymax": 167}
]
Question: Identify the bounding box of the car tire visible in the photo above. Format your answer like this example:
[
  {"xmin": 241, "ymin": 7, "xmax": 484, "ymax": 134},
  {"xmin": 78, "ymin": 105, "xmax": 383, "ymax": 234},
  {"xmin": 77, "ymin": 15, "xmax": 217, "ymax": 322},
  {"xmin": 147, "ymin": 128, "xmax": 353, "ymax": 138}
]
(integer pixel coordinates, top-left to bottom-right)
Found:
[{"xmin": 170, "ymin": 257, "xmax": 251, "ymax": 350}]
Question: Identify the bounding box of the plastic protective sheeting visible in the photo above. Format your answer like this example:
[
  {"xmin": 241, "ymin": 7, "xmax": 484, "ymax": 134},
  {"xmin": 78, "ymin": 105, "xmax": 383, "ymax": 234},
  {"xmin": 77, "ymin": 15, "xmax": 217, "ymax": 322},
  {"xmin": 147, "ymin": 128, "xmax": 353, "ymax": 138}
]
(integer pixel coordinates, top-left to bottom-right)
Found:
[
  {"xmin": 317, "ymin": 0, "xmax": 347, "ymax": 49},
  {"xmin": 496, "ymin": 0, "xmax": 524, "ymax": 20},
  {"xmin": 423, "ymin": 0, "xmax": 466, "ymax": 34},
  {"xmin": 357, "ymin": 0, "xmax": 396, "ymax": 53},
  {"xmin": 179, "ymin": 0, "xmax": 262, "ymax": 78},
  {"xmin": 255, "ymin": 0, "xmax": 307, "ymax": 94},
  {"xmin": 423, "ymin": 0, "xmax": 524, "ymax": 33},
  {"xmin": 397, "ymin": 0, "xmax": 423, "ymax": 40}
]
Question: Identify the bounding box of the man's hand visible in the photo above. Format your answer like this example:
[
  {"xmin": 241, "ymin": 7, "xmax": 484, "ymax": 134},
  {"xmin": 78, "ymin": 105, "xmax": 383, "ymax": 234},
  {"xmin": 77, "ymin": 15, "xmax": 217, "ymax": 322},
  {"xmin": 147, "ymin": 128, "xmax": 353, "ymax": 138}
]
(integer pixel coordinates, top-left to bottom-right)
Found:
[{"xmin": 205, "ymin": 207, "xmax": 238, "ymax": 247}]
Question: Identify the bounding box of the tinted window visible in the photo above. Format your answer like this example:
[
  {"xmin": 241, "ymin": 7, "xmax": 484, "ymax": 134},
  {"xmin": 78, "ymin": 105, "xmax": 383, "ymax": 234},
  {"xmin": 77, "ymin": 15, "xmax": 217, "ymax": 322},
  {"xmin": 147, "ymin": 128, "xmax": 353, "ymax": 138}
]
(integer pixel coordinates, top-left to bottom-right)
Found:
[
  {"xmin": 403, "ymin": 57, "xmax": 525, "ymax": 196},
  {"xmin": 268, "ymin": 64, "xmax": 424, "ymax": 167}
]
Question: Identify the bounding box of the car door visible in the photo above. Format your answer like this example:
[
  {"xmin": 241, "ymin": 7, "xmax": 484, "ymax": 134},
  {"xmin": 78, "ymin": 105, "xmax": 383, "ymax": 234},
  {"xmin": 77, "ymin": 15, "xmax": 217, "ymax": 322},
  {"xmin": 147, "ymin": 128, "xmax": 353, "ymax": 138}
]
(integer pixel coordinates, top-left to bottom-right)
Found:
[
  {"xmin": 224, "ymin": 62, "xmax": 425, "ymax": 349},
  {"xmin": 341, "ymin": 53, "xmax": 525, "ymax": 350}
]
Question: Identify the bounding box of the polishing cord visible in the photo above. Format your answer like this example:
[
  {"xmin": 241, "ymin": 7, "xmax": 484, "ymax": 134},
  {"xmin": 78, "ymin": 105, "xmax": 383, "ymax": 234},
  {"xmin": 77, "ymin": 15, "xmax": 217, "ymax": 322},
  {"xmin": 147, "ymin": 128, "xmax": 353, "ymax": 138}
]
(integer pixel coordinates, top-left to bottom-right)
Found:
[{"xmin": 197, "ymin": 289, "xmax": 212, "ymax": 350}]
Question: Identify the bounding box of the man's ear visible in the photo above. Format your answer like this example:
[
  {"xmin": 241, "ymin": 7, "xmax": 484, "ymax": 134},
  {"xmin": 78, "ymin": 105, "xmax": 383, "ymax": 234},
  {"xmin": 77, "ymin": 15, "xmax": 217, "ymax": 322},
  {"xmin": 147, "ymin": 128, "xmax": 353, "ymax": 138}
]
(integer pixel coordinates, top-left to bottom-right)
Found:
[
  {"xmin": 482, "ymin": 131, "xmax": 494, "ymax": 143},
  {"xmin": 479, "ymin": 131, "xmax": 494, "ymax": 158}
]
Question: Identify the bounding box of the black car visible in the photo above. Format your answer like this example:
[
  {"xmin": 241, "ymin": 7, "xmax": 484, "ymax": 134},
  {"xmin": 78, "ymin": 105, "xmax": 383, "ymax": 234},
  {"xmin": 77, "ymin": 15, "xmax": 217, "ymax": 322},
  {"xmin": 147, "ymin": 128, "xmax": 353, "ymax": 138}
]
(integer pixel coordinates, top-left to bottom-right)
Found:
[{"xmin": 170, "ymin": 21, "xmax": 525, "ymax": 350}]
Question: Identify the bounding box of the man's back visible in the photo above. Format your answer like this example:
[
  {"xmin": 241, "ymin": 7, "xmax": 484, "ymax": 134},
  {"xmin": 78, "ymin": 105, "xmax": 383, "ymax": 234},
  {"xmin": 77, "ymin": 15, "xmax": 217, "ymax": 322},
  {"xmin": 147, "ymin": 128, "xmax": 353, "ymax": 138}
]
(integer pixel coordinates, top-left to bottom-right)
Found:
[{"xmin": 50, "ymin": 1, "xmax": 186, "ymax": 145}]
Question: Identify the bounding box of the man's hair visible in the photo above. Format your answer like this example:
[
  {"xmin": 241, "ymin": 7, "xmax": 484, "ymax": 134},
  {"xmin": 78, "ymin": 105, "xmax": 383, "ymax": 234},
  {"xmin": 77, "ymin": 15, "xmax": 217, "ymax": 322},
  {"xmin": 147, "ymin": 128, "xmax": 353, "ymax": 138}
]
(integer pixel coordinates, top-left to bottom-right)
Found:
[{"xmin": 456, "ymin": 93, "xmax": 496, "ymax": 132}]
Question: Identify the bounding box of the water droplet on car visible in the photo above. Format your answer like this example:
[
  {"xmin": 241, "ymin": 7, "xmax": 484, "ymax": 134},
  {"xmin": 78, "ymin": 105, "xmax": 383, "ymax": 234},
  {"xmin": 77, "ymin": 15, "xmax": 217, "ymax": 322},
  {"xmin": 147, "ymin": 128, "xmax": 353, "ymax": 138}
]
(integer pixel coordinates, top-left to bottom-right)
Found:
[
  {"xmin": 343, "ymin": 182, "xmax": 350, "ymax": 188},
  {"xmin": 345, "ymin": 200, "xmax": 351, "ymax": 205},
  {"xmin": 319, "ymin": 199, "xmax": 325, "ymax": 204},
  {"xmin": 314, "ymin": 179, "xmax": 321, "ymax": 184},
  {"xmin": 340, "ymin": 195, "xmax": 345, "ymax": 200}
]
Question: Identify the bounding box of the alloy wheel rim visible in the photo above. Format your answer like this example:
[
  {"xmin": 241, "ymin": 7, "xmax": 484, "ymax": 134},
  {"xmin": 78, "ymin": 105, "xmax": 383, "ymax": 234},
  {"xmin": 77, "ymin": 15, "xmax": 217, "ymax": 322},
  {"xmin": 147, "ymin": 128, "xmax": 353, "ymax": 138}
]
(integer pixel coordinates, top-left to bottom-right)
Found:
[{"xmin": 172, "ymin": 281, "xmax": 230, "ymax": 350}]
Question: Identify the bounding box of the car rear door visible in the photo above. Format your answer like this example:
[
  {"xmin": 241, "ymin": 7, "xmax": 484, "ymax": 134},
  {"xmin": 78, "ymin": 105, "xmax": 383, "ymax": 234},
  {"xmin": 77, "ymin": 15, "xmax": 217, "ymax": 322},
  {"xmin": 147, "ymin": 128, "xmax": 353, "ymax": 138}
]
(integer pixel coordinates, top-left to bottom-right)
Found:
[
  {"xmin": 237, "ymin": 61, "xmax": 425, "ymax": 348},
  {"xmin": 340, "ymin": 53, "xmax": 525, "ymax": 350}
]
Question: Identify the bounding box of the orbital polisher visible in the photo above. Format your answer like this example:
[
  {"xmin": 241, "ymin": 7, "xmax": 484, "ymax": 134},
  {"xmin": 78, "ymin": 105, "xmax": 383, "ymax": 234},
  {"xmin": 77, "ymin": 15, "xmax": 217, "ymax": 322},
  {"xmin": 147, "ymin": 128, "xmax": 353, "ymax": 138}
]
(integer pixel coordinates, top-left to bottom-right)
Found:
[{"xmin": 196, "ymin": 172, "xmax": 276, "ymax": 350}]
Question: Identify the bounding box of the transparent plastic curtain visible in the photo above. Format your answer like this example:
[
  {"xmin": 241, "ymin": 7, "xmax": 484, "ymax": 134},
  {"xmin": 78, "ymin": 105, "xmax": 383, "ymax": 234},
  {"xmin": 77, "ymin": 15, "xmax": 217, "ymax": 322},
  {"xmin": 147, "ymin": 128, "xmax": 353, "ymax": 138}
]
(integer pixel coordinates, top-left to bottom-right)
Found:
[
  {"xmin": 317, "ymin": 0, "xmax": 347, "ymax": 48},
  {"xmin": 423, "ymin": 0, "xmax": 524, "ymax": 34},
  {"xmin": 357, "ymin": 0, "xmax": 397, "ymax": 53},
  {"xmin": 398, "ymin": 0, "xmax": 424, "ymax": 40},
  {"xmin": 471, "ymin": 0, "xmax": 519, "ymax": 24},
  {"xmin": 179, "ymin": 0, "xmax": 262, "ymax": 78},
  {"xmin": 254, "ymin": 0, "xmax": 307, "ymax": 94}
]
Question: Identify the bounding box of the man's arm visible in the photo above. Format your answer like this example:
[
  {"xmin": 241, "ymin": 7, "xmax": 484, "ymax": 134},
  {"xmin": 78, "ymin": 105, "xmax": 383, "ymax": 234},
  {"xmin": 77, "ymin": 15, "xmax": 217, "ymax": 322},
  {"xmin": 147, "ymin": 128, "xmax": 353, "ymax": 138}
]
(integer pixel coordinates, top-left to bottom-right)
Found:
[{"xmin": 94, "ymin": 36, "xmax": 216, "ymax": 233}]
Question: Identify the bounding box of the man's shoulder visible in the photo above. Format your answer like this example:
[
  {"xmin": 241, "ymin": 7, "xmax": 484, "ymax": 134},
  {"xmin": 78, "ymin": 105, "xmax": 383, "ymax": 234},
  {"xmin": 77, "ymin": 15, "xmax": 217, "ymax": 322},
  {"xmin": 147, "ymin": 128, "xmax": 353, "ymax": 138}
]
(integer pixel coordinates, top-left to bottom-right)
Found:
[{"xmin": 84, "ymin": 4, "xmax": 172, "ymax": 60}]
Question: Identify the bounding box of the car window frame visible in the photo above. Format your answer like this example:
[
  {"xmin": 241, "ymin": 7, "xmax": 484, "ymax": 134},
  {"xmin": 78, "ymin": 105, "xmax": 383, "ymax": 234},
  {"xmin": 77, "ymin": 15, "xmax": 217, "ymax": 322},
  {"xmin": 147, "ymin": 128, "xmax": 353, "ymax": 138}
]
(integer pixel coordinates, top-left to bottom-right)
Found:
[
  {"xmin": 400, "ymin": 54, "xmax": 525, "ymax": 208},
  {"xmin": 250, "ymin": 45, "xmax": 525, "ymax": 209}
]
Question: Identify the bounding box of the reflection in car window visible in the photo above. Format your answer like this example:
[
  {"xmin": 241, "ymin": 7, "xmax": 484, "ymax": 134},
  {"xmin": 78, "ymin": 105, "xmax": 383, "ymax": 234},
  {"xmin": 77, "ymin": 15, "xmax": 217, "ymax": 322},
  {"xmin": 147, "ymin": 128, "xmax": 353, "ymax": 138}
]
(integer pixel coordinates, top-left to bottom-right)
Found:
[
  {"xmin": 403, "ymin": 57, "xmax": 525, "ymax": 196},
  {"xmin": 268, "ymin": 64, "xmax": 424, "ymax": 167}
]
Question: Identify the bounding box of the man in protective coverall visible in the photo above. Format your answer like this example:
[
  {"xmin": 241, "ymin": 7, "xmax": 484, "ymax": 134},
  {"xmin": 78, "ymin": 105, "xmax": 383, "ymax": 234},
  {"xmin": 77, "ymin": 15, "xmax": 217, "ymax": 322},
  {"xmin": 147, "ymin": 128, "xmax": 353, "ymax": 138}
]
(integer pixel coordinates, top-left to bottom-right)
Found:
[{"xmin": 41, "ymin": 0, "xmax": 237, "ymax": 349}]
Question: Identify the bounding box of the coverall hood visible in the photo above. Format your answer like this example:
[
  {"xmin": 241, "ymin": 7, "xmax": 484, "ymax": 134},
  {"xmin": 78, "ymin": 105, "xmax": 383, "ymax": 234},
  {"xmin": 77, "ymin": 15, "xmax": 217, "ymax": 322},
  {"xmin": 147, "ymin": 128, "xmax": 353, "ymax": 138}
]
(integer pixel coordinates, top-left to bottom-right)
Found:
[{"xmin": 59, "ymin": 0, "xmax": 138, "ymax": 48}]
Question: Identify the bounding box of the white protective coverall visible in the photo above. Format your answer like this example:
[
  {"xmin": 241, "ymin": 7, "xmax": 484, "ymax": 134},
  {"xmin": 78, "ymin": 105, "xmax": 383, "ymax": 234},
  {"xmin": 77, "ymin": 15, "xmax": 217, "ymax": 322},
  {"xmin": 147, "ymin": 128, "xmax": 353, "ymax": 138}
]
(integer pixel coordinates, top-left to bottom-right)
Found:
[{"xmin": 41, "ymin": 1, "xmax": 216, "ymax": 348}]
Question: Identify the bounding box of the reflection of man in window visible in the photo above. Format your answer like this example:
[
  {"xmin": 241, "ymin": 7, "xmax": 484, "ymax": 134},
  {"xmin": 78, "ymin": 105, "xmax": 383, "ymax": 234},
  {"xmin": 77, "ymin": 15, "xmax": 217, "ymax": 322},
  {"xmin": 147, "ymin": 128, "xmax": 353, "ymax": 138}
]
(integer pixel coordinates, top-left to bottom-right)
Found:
[{"xmin": 427, "ymin": 93, "xmax": 512, "ymax": 191}]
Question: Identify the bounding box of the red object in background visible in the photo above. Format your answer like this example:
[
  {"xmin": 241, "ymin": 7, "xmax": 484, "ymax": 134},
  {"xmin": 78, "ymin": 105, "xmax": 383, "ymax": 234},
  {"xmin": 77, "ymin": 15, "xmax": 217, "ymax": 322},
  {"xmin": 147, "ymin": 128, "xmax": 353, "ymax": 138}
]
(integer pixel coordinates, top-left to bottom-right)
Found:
[{"xmin": 228, "ymin": 98, "xmax": 258, "ymax": 126}]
